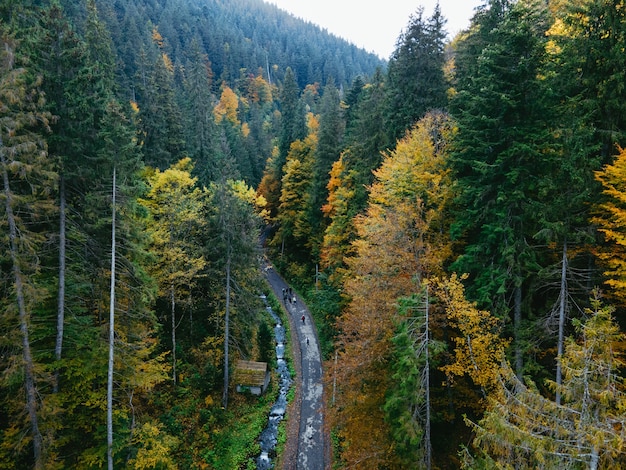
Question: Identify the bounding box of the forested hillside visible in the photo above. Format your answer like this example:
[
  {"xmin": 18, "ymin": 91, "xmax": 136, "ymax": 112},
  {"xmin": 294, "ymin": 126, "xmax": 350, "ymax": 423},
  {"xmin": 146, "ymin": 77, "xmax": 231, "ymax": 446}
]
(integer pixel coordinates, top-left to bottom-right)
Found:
[
  {"xmin": 257, "ymin": 0, "xmax": 626, "ymax": 468},
  {"xmin": 3, "ymin": 0, "xmax": 626, "ymax": 468},
  {"xmin": 0, "ymin": 0, "xmax": 379, "ymax": 468},
  {"xmin": 69, "ymin": 0, "xmax": 383, "ymax": 91}
]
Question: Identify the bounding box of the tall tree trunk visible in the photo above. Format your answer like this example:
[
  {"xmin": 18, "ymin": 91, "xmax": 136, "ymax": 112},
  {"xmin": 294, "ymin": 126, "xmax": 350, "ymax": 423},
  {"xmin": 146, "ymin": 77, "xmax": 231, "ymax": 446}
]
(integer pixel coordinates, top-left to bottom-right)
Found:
[
  {"xmin": 514, "ymin": 283, "xmax": 523, "ymax": 378},
  {"xmin": 556, "ymin": 241, "xmax": 568, "ymax": 405},
  {"xmin": 107, "ymin": 167, "xmax": 116, "ymax": 470},
  {"xmin": 54, "ymin": 173, "xmax": 66, "ymax": 393},
  {"xmin": 1, "ymin": 139, "xmax": 44, "ymax": 469},
  {"xmin": 222, "ymin": 251, "xmax": 231, "ymax": 409},
  {"xmin": 171, "ymin": 284, "xmax": 176, "ymax": 384}
]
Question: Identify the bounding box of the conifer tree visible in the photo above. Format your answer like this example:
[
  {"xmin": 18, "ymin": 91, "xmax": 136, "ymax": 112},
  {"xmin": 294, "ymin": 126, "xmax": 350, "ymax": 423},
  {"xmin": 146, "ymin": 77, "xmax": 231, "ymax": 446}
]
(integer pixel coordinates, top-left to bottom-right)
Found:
[
  {"xmin": 205, "ymin": 175, "xmax": 262, "ymax": 409},
  {"xmin": 278, "ymin": 67, "xmax": 306, "ymax": 162},
  {"xmin": 259, "ymin": 66, "xmax": 306, "ymax": 220},
  {"xmin": 276, "ymin": 127, "xmax": 317, "ymax": 261},
  {"xmin": 182, "ymin": 37, "xmax": 218, "ymax": 186},
  {"xmin": 134, "ymin": 28, "xmax": 184, "ymax": 169},
  {"xmin": 33, "ymin": 0, "xmax": 91, "ymax": 395},
  {"xmin": 449, "ymin": 0, "xmax": 553, "ymax": 376},
  {"xmin": 98, "ymin": 98, "xmax": 167, "ymax": 469},
  {"xmin": 550, "ymin": 0, "xmax": 626, "ymax": 163},
  {"xmin": 240, "ymin": 70, "xmax": 275, "ymax": 187},
  {"xmin": 385, "ymin": 5, "xmax": 448, "ymax": 146},
  {"xmin": 0, "ymin": 30, "xmax": 55, "ymax": 469},
  {"xmin": 38, "ymin": 4, "xmax": 166, "ymax": 465},
  {"xmin": 308, "ymin": 80, "xmax": 343, "ymax": 252},
  {"xmin": 465, "ymin": 293, "xmax": 626, "ymax": 469},
  {"xmin": 321, "ymin": 70, "xmax": 387, "ymax": 285},
  {"xmin": 534, "ymin": 1, "xmax": 618, "ymax": 396},
  {"xmin": 320, "ymin": 154, "xmax": 357, "ymax": 282},
  {"xmin": 343, "ymin": 68, "xmax": 387, "ymax": 188},
  {"xmin": 342, "ymin": 75, "xmax": 364, "ymax": 130},
  {"xmin": 384, "ymin": 289, "xmax": 445, "ymax": 469}
]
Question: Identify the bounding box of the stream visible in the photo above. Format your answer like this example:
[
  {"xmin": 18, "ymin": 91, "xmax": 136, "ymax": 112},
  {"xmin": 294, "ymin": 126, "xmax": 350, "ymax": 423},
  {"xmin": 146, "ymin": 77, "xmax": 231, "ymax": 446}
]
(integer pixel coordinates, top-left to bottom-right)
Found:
[{"xmin": 256, "ymin": 295, "xmax": 293, "ymax": 469}]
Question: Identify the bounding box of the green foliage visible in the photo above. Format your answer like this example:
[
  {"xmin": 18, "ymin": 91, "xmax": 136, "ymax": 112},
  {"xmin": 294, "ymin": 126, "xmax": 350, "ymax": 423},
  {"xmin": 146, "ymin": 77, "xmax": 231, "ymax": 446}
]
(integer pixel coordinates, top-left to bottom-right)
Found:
[
  {"xmin": 202, "ymin": 395, "xmax": 273, "ymax": 469},
  {"xmin": 5, "ymin": 0, "xmax": 626, "ymax": 468},
  {"xmin": 257, "ymin": 319, "xmax": 273, "ymax": 364},
  {"xmin": 384, "ymin": 293, "xmax": 444, "ymax": 468},
  {"xmin": 309, "ymin": 81, "xmax": 344, "ymax": 251},
  {"xmin": 549, "ymin": 0, "xmax": 626, "ymax": 162},
  {"xmin": 0, "ymin": 26, "xmax": 55, "ymax": 468},
  {"xmin": 94, "ymin": 0, "xmax": 382, "ymax": 92},
  {"xmin": 467, "ymin": 293, "xmax": 626, "ymax": 469},
  {"xmin": 385, "ymin": 5, "xmax": 448, "ymax": 145},
  {"xmin": 0, "ymin": 0, "xmax": 379, "ymax": 467},
  {"xmin": 449, "ymin": 0, "xmax": 557, "ymax": 375}
]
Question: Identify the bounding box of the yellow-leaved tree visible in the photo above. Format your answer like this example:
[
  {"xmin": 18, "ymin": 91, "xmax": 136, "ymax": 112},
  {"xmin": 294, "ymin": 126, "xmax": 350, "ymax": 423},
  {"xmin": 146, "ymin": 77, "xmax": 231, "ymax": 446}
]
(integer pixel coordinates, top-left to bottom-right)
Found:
[
  {"xmin": 140, "ymin": 158, "xmax": 206, "ymax": 384},
  {"xmin": 463, "ymin": 292, "xmax": 626, "ymax": 469},
  {"xmin": 213, "ymin": 85, "xmax": 240, "ymax": 126},
  {"xmin": 327, "ymin": 112, "xmax": 455, "ymax": 468},
  {"xmin": 594, "ymin": 146, "xmax": 626, "ymax": 306},
  {"xmin": 436, "ymin": 273, "xmax": 509, "ymax": 394},
  {"xmin": 320, "ymin": 152, "xmax": 358, "ymax": 285},
  {"xmin": 273, "ymin": 114, "xmax": 318, "ymax": 267}
]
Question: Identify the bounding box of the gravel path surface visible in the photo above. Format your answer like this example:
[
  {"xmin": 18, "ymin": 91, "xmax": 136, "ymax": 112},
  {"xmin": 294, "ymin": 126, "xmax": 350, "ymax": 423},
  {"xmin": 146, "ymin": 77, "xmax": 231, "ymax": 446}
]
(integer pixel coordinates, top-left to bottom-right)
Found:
[{"xmin": 263, "ymin": 263, "xmax": 325, "ymax": 470}]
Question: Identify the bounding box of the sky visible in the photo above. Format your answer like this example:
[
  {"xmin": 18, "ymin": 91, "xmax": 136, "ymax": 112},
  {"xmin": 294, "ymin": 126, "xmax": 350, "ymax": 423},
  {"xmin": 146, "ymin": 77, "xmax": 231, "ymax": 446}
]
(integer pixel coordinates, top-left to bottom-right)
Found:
[{"xmin": 266, "ymin": 0, "xmax": 485, "ymax": 59}]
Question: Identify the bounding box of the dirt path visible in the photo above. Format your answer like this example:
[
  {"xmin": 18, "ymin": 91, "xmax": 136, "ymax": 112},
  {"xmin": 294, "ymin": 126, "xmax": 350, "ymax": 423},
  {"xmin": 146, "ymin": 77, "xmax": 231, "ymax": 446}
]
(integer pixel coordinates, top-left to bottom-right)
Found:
[{"xmin": 263, "ymin": 264, "xmax": 325, "ymax": 470}]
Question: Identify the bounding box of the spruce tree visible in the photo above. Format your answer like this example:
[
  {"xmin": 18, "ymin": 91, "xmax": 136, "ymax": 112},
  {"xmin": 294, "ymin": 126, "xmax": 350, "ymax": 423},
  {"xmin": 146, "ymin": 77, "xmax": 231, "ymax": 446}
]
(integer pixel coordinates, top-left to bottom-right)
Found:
[
  {"xmin": 258, "ymin": 66, "xmax": 306, "ymax": 221},
  {"xmin": 385, "ymin": 5, "xmax": 448, "ymax": 146},
  {"xmin": 33, "ymin": 1, "xmax": 90, "ymax": 396},
  {"xmin": 134, "ymin": 30, "xmax": 184, "ymax": 169},
  {"xmin": 309, "ymin": 79, "xmax": 343, "ymax": 255},
  {"xmin": 449, "ymin": 0, "xmax": 553, "ymax": 376},
  {"xmin": 466, "ymin": 294, "xmax": 626, "ymax": 469},
  {"xmin": 0, "ymin": 30, "xmax": 55, "ymax": 469},
  {"xmin": 552, "ymin": 0, "xmax": 626, "ymax": 163},
  {"xmin": 182, "ymin": 37, "xmax": 218, "ymax": 186},
  {"xmin": 278, "ymin": 67, "xmax": 306, "ymax": 163},
  {"xmin": 205, "ymin": 179, "xmax": 262, "ymax": 409}
]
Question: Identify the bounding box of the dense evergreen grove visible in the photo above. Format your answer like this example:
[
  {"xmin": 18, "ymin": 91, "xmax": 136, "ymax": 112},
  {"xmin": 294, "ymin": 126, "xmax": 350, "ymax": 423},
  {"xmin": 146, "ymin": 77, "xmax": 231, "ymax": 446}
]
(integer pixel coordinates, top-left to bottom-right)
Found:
[{"xmin": 3, "ymin": 0, "xmax": 626, "ymax": 468}]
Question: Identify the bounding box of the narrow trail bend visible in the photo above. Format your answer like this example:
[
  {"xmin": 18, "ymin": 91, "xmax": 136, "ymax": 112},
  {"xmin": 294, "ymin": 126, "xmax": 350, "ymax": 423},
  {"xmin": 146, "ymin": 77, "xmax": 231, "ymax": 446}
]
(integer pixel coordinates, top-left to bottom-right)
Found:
[{"xmin": 263, "ymin": 263, "xmax": 326, "ymax": 470}]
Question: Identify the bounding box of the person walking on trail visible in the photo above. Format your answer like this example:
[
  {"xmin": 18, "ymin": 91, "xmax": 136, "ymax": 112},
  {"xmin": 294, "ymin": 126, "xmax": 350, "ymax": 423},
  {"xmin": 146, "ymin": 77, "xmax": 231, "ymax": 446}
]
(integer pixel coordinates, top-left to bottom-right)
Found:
[{"xmin": 301, "ymin": 315, "xmax": 305, "ymax": 324}]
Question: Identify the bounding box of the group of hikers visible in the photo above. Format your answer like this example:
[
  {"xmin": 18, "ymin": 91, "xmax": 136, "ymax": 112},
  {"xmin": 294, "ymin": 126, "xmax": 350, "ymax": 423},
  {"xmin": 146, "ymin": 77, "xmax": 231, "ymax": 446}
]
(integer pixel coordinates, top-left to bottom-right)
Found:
[
  {"xmin": 282, "ymin": 287, "xmax": 296, "ymax": 305},
  {"xmin": 282, "ymin": 286, "xmax": 307, "ymax": 342}
]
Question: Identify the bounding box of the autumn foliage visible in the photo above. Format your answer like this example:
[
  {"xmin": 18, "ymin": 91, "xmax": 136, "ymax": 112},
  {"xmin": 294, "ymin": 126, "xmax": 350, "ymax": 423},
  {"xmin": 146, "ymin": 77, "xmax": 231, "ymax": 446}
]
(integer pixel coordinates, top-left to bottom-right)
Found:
[{"xmin": 327, "ymin": 112, "xmax": 455, "ymax": 468}]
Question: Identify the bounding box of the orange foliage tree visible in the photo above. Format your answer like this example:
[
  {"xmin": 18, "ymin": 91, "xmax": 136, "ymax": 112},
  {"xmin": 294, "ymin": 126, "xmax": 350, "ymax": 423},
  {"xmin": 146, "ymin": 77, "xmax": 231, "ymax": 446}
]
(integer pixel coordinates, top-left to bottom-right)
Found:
[
  {"xmin": 327, "ymin": 112, "xmax": 455, "ymax": 468},
  {"xmin": 320, "ymin": 153, "xmax": 358, "ymax": 284}
]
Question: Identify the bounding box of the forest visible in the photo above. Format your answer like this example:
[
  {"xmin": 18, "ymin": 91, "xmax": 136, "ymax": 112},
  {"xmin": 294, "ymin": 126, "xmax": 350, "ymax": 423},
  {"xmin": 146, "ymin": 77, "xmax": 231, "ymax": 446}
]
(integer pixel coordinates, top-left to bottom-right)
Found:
[{"xmin": 2, "ymin": 0, "xmax": 626, "ymax": 468}]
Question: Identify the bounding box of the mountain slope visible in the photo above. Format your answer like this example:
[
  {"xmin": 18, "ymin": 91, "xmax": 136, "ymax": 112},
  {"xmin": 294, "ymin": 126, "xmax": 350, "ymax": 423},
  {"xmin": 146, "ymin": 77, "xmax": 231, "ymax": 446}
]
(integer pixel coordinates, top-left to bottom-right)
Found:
[{"xmin": 86, "ymin": 0, "xmax": 384, "ymax": 92}]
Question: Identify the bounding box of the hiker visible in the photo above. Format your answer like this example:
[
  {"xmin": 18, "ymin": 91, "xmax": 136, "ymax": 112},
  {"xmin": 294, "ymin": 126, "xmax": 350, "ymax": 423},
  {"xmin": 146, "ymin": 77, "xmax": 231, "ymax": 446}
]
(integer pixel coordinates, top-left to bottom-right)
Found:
[{"xmin": 301, "ymin": 315, "xmax": 305, "ymax": 324}]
